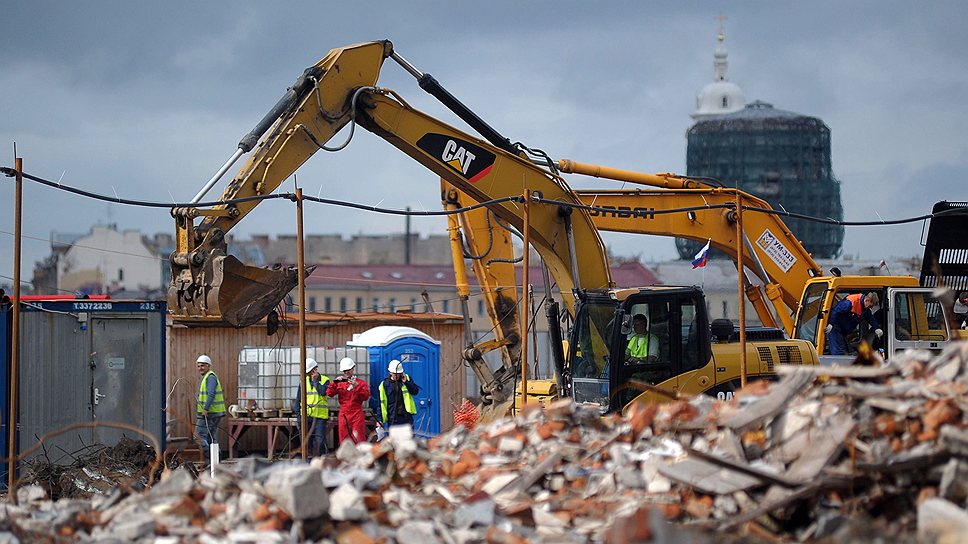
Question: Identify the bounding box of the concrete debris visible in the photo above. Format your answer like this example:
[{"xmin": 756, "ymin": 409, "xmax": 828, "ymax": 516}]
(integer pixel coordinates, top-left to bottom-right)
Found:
[
  {"xmin": 262, "ymin": 464, "xmax": 328, "ymax": 520},
  {"xmin": 4, "ymin": 342, "xmax": 968, "ymax": 542},
  {"xmin": 328, "ymin": 483, "xmax": 368, "ymax": 521}
]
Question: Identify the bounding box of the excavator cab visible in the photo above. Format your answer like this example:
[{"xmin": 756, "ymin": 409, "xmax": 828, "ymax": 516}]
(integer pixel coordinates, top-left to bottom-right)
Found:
[
  {"xmin": 568, "ymin": 287, "xmax": 713, "ymax": 413},
  {"xmin": 794, "ymin": 275, "xmax": 953, "ymax": 363}
]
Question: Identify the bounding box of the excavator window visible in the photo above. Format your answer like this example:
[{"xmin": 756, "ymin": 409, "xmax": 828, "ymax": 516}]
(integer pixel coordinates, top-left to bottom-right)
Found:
[
  {"xmin": 614, "ymin": 299, "xmax": 675, "ymax": 409},
  {"xmin": 893, "ymin": 292, "xmax": 947, "ymax": 342},
  {"xmin": 795, "ymin": 283, "xmax": 828, "ymax": 347},
  {"xmin": 570, "ymin": 301, "xmax": 615, "ymax": 408},
  {"xmin": 680, "ymin": 301, "xmax": 702, "ymax": 372}
]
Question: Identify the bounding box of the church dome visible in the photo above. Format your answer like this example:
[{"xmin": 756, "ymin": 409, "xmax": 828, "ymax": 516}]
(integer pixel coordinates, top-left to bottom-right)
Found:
[
  {"xmin": 692, "ymin": 35, "xmax": 745, "ymax": 119},
  {"xmin": 694, "ymin": 81, "xmax": 746, "ymax": 118}
]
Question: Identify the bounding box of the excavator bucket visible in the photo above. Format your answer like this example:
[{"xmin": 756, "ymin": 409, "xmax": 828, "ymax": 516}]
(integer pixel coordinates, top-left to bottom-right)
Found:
[
  {"xmin": 476, "ymin": 398, "xmax": 515, "ymax": 426},
  {"xmin": 168, "ymin": 255, "xmax": 313, "ymax": 328},
  {"xmin": 217, "ymin": 256, "xmax": 313, "ymax": 327}
]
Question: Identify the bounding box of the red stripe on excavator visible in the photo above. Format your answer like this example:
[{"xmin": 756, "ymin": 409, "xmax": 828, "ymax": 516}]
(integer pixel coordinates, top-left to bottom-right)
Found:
[{"xmin": 468, "ymin": 165, "xmax": 493, "ymax": 183}]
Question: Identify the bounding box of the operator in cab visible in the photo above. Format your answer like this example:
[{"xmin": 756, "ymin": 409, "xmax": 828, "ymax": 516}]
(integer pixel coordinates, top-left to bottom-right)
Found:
[
  {"xmin": 626, "ymin": 314, "xmax": 660, "ymax": 364},
  {"xmin": 825, "ymin": 291, "xmax": 882, "ymax": 355}
]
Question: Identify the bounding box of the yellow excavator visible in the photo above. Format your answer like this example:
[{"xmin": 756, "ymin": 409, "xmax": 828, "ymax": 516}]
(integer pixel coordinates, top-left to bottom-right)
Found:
[
  {"xmin": 556, "ymin": 159, "xmax": 962, "ymax": 361},
  {"xmin": 167, "ymin": 40, "xmax": 818, "ymax": 414}
]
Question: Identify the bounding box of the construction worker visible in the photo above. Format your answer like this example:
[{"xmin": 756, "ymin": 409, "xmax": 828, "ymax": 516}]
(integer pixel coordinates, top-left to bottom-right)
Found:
[
  {"xmin": 294, "ymin": 358, "xmax": 330, "ymax": 457},
  {"xmin": 825, "ymin": 292, "xmax": 882, "ymax": 355},
  {"xmin": 379, "ymin": 359, "xmax": 420, "ymax": 429},
  {"xmin": 625, "ymin": 314, "xmax": 660, "ymax": 364},
  {"xmin": 195, "ymin": 354, "xmax": 225, "ymax": 461},
  {"xmin": 326, "ymin": 357, "xmax": 370, "ymax": 445}
]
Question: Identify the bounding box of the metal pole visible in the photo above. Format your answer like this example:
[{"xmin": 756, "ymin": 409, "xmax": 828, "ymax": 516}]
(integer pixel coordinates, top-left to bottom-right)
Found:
[
  {"xmin": 735, "ymin": 191, "xmax": 747, "ymax": 387},
  {"xmin": 296, "ymin": 188, "xmax": 308, "ymax": 461},
  {"xmin": 191, "ymin": 148, "xmax": 245, "ymax": 204},
  {"xmin": 520, "ymin": 190, "xmax": 531, "ymax": 411},
  {"xmin": 8, "ymin": 157, "xmax": 22, "ymax": 498}
]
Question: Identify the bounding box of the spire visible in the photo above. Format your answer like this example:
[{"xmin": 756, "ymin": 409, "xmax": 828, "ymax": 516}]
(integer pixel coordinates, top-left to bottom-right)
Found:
[
  {"xmin": 692, "ymin": 15, "xmax": 746, "ymax": 120},
  {"xmin": 714, "ymin": 14, "xmax": 729, "ymax": 82}
]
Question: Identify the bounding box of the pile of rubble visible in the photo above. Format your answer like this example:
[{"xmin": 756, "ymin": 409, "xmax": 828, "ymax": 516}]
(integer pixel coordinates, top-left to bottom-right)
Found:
[{"xmin": 3, "ymin": 342, "xmax": 968, "ymax": 542}]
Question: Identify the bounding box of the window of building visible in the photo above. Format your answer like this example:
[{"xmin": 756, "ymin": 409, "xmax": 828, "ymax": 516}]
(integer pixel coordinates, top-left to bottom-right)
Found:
[
  {"xmin": 443, "ymin": 299, "xmax": 450, "ymax": 313},
  {"xmin": 118, "ymin": 269, "xmax": 124, "ymax": 281},
  {"xmin": 324, "ymin": 297, "xmax": 331, "ymax": 312},
  {"xmin": 410, "ymin": 298, "xmax": 417, "ymax": 312},
  {"xmin": 722, "ymin": 96, "xmax": 728, "ymax": 108},
  {"xmin": 339, "ymin": 297, "xmax": 347, "ymax": 312},
  {"xmin": 722, "ymin": 300, "xmax": 728, "ymax": 319},
  {"xmin": 373, "ymin": 298, "xmax": 380, "ymax": 312},
  {"xmin": 478, "ymin": 300, "xmax": 485, "ymax": 316},
  {"xmin": 309, "ymin": 297, "xmax": 317, "ymax": 312},
  {"xmin": 356, "ymin": 297, "xmax": 363, "ymax": 312},
  {"xmin": 389, "ymin": 298, "xmax": 396, "ymax": 312}
]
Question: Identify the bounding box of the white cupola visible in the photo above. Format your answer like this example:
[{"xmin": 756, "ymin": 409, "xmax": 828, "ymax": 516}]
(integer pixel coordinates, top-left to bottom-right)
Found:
[{"xmin": 692, "ymin": 23, "xmax": 746, "ymax": 120}]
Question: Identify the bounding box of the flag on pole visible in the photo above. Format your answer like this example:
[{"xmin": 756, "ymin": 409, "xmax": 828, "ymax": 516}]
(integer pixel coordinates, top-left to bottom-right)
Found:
[{"xmin": 692, "ymin": 240, "xmax": 711, "ymax": 269}]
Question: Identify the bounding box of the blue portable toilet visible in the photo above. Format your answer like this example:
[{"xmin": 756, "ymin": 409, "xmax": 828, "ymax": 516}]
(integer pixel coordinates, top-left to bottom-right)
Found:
[{"xmin": 348, "ymin": 326, "xmax": 440, "ymax": 437}]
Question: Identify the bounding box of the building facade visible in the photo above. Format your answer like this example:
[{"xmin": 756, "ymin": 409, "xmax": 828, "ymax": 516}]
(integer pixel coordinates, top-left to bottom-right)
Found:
[{"xmin": 31, "ymin": 225, "xmax": 166, "ymax": 297}]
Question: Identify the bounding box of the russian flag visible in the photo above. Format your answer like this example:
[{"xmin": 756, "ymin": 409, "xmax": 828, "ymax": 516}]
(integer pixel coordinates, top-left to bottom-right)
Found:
[{"xmin": 692, "ymin": 240, "xmax": 711, "ymax": 269}]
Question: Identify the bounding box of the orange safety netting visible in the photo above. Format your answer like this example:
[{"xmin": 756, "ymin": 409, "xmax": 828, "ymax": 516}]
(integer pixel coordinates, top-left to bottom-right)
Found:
[{"xmin": 452, "ymin": 398, "xmax": 479, "ymax": 430}]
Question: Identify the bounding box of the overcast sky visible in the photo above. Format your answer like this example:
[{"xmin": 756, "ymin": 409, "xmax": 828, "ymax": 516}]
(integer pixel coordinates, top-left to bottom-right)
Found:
[{"xmin": 3, "ymin": 1, "xmax": 967, "ymax": 291}]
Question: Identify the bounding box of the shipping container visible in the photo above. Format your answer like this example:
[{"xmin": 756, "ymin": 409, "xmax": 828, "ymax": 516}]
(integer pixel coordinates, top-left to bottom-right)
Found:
[{"xmin": 1, "ymin": 299, "xmax": 166, "ymax": 474}]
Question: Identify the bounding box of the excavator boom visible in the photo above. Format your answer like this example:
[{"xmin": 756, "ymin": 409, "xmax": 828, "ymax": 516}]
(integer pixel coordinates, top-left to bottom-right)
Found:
[
  {"xmin": 168, "ymin": 41, "xmax": 392, "ymax": 326},
  {"xmin": 574, "ymin": 187, "xmax": 820, "ymax": 331}
]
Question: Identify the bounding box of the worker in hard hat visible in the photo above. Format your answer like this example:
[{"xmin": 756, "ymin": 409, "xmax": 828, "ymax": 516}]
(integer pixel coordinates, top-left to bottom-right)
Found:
[
  {"xmin": 326, "ymin": 357, "xmax": 370, "ymax": 445},
  {"xmin": 195, "ymin": 354, "xmax": 225, "ymax": 462},
  {"xmin": 294, "ymin": 358, "xmax": 330, "ymax": 457},
  {"xmin": 379, "ymin": 359, "xmax": 421, "ymax": 429}
]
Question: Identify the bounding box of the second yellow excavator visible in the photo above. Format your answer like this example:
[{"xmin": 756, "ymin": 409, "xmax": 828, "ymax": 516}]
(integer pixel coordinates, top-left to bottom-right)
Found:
[{"xmin": 557, "ymin": 159, "xmax": 960, "ymax": 362}]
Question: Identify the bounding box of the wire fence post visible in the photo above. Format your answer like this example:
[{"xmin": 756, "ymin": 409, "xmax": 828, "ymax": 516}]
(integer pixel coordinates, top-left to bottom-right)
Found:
[
  {"xmin": 520, "ymin": 189, "xmax": 531, "ymax": 411},
  {"xmin": 735, "ymin": 190, "xmax": 747, "ymax": 387},
  {"xmin": 296, "ymin": 188, "xmax": 308, "ymax": 461},
  {"xmin": 8, "ymin": 157, "xmax": 22, "ymax": 500}
]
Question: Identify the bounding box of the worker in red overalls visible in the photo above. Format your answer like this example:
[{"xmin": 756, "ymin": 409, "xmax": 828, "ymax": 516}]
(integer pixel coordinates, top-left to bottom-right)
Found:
[{"xmin": 327, "ymin": 357, "xmax": 370, "ymax": 445}]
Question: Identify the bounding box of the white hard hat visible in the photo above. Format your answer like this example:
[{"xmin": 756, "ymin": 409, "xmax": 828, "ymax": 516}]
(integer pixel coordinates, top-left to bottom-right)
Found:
[
  {"xmin": 196, "ymin": 354, "xmax": 212, "ymax": 365},
  {"xmin": 306, "ymin": 358, "xmax": 318, "ymax": 373},
  {"xmin": 388, "ymin": 359, "xmax": 403, "ymax": 374},
  {"xmin": 339, "ymin": 357, "xmax": 356, "ymax": 371}
]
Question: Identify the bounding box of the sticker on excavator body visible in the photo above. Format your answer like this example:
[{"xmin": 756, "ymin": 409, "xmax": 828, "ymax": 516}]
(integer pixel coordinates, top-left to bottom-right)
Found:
[
  {"xmin": 416, "ymin": 133, "xmax": 495, "ymax": 183},
  {"xmin": 756, "ymin": 228, "xmax": 798, "ymax": 272}
]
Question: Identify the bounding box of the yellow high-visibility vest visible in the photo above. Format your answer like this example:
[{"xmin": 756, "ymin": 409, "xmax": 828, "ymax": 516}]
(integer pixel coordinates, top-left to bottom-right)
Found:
[
  {"xmin": 306, "ymin": 375, "xmax": 330, "ymax": 419},
  {"xmin": 379, "ymin": 378, "xmax": 416, "ymax": 422},
  {"xmin": 197, "ymin": 371, "xmax": 225, "ymax": 414}
]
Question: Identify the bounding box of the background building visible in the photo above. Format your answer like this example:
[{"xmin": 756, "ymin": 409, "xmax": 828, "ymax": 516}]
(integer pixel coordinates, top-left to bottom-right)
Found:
[
  {"xmin": 31, "ymin": 224, "xmax": 166, "ymax": 298},
  {"xmin": 679, "ymin": 30, "xmax": 845, "ymax": 261}
]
